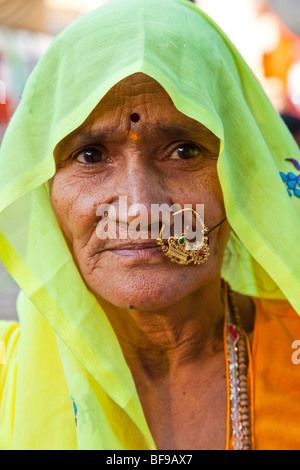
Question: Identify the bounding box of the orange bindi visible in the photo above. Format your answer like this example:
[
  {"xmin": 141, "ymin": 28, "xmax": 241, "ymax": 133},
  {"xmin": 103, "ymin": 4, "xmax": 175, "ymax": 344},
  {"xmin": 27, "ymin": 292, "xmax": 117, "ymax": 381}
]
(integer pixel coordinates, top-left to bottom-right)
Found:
[{"xmin": 125, "ymin": 129, "xmax": 140, "ymax": 142}]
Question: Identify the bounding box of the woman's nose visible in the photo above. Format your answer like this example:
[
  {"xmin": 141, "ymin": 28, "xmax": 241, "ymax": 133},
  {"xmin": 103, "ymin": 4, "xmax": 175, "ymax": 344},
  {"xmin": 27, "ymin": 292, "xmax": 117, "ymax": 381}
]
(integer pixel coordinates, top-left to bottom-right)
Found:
[
  {"xmin": 125, "ymin": 157, "xmax": 162, "ymax": 199},
  {"xmin": 117, "ymin": 158, "xmax": 170, "ymax": 228}
]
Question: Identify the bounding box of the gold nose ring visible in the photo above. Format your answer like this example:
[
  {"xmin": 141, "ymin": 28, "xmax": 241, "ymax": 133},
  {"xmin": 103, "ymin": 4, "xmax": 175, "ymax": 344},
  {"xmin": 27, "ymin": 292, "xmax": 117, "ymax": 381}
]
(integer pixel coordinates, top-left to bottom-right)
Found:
[{"xmin": 156, "ymin": 208, "xmax": 210, "ymax": 265}]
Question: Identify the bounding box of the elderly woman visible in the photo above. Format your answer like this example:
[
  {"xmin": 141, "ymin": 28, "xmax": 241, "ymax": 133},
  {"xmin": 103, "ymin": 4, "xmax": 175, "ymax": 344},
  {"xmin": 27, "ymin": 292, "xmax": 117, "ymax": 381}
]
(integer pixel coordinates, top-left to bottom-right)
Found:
[{"xmin": 0, "ymin": 0, "xmax": 300, "ymax": 451}]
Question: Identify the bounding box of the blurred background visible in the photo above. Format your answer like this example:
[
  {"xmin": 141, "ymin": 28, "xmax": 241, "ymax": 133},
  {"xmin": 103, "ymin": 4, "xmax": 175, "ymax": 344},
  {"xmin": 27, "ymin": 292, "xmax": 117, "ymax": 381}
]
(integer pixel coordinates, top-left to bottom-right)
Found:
[{"xmin": 1, "ymin": 0, "xmax": 300, "ymax": 320}]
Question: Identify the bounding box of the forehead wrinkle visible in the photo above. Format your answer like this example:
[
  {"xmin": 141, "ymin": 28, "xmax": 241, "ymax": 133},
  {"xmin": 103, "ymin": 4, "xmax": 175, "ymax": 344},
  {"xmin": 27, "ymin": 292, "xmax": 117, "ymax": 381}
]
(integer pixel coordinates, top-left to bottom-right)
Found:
[
  {"xmin": 98, "ymin": 79, "xmax": 173, "ymax": 114},
  {"xmin": 108, "ymin": 74, "xmax": 169, "ymax": 97},
  {"xmin": 95, "ymin": 92, "xmax": 172, "ymax": 121}
]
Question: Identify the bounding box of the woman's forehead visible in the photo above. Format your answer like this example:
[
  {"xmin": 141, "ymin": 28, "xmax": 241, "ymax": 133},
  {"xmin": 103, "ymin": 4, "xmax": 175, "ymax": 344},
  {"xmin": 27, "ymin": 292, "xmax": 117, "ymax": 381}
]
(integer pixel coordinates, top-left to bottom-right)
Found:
[
  {"xmin": 90, "ymin": 73, "xmax": 173, "ymax": 116},
  {"xmin": 104, "ymin": 72, "xmax": 167, "ymax": 94},
  {"xmin": 54, "ymin": 73, "xmax": 220, "ymax": 155}
]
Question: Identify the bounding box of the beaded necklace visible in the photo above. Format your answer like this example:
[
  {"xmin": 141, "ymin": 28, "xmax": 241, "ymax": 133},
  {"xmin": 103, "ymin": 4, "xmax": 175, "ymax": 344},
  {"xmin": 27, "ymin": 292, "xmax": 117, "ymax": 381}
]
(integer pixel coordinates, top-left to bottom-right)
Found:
[{"xmin": 224, "ymin": 282, "xmax": 252, "ymax": 450}]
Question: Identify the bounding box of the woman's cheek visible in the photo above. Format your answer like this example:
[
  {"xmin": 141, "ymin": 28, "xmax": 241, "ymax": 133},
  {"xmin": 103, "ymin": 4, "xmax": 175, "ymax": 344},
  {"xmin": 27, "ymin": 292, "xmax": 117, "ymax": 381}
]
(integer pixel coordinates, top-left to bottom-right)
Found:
[{"xmin": 50, "ymin": 172, "xmax": 96, "ymax": 244}]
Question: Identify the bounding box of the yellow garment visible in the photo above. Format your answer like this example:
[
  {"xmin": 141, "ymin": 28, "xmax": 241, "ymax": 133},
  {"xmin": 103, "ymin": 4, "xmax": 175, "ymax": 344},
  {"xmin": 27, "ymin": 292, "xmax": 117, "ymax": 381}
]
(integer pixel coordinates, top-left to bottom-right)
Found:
[
  {"xmin": 0, "ymin": 0, "xmax": 300, "ymax": 450},
  {"xmin": 0, "ymin": 294, "xmax": 154, "ymax": 450}
]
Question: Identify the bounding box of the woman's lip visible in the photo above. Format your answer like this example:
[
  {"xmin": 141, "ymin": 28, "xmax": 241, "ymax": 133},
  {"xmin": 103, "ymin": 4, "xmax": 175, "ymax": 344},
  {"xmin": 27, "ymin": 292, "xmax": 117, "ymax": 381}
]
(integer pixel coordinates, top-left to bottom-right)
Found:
[
  {"xmin": 108, "ymin": 242, "xmax": 159, "ymax": 250},
  {"xmin": 107, "ymin": 244, "xmax": 163, "ymax": 259}
]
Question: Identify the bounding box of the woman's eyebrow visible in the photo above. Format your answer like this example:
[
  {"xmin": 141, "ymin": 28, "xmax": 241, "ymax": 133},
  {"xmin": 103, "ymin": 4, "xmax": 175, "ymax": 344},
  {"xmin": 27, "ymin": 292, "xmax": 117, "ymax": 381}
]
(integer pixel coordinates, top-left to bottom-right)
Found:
[
  {"xmin": 54, "ymin": 130, "xmax": 114, "ymax": 159},
  {"xmin": 85, "ymin": 124, "xmax": 193, "ymax": 140},
  {"xmin": 71, "ymin": 129, "xmax": 116, "ymax": 145},
  {"xmin": 157, "ymin": 124, "xmax": 194, "ymax": 139},
  {"xmin": 58, "ymin": 125, "xmax": 190, "ymax": 153},
  {"xmin": 158, "ymin": 123, "xmax": 215, "ymax": 141}
]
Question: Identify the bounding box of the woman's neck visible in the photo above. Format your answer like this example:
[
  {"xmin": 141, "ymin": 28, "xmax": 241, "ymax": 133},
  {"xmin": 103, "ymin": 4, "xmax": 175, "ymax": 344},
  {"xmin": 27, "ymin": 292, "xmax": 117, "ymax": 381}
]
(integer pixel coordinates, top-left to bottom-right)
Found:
[
  {"xmin": 97, "ymin": 276, "xmax": 226, "ymax": 382},
  {"xmin": 97, "ymin": 278, "xmax": 255, "ymax": 449}
]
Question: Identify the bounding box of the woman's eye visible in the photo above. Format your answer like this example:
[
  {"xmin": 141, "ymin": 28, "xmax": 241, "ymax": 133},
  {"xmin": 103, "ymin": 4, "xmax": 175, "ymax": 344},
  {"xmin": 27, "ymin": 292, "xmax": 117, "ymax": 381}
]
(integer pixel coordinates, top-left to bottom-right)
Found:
[
  {"xmin": 75, "ymin": 148, "xmax": 103, "ymax": 164},
  {"xmin": 171, "ymin": 144, "xmax": 200, "ymax": 160}
]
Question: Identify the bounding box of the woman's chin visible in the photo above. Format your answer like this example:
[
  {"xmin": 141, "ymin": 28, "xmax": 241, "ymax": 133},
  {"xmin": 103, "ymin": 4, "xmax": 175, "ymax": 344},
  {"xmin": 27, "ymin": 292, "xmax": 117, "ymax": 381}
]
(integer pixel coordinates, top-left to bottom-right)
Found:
[
  {"xmin": 90, "ymin": 279, "xmax": 181, "ymax": 311},
  {"xmin": 98, "ymin": 295, "xmax": 174, "ymax": 312},
  {"xmin": 88, "ymin": 268, "xmax": 217, "ymax": 312}
]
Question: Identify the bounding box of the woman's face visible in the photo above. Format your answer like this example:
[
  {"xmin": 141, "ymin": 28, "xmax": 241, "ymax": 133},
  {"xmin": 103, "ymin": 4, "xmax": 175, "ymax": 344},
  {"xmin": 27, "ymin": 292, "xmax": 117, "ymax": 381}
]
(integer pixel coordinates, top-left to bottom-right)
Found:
[{"xmin": 51, "ymin": 73, "xmax": 230, "ymax": 310}]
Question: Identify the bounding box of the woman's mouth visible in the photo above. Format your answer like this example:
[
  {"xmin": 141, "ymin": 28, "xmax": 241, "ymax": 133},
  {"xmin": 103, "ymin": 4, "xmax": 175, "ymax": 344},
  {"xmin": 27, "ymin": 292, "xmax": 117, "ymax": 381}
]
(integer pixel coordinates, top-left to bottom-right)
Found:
[{"xmin": 104, "ymin": 242, "xmax": 164, "ymax": 261}]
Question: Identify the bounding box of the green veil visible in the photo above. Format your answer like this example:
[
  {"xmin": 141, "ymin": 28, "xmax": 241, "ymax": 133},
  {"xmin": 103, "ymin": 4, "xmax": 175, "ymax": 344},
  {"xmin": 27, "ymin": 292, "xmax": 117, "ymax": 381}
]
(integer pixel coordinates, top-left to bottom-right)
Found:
[{"xmin": 0, "ymin": 0, "xmax": 300, "ymax": 450}]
